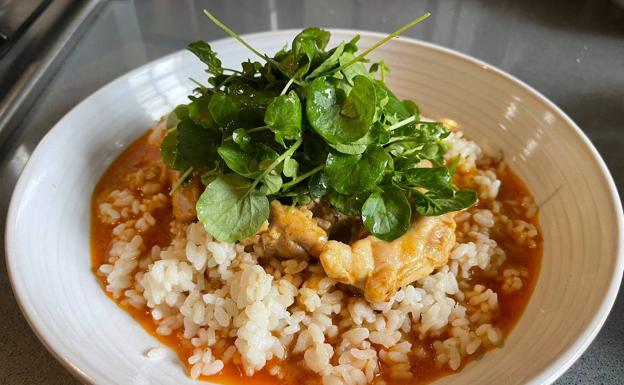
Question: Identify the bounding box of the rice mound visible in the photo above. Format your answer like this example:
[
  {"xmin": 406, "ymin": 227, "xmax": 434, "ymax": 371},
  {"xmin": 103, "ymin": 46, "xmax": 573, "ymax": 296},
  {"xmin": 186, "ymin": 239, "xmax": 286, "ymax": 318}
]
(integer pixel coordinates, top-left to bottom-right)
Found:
[{"xmin": 96, "ymin": 130, "xmax": 539, "ymax": 384}]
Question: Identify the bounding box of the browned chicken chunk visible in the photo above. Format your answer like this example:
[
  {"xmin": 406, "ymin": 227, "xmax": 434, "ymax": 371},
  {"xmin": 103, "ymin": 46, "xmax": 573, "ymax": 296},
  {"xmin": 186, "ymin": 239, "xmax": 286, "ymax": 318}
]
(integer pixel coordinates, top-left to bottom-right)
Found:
[
  {"xmin": 168, "ymin": 171, "xmax": 202, "ymax": 222},
  {"xmin": 319, "ymin": 213, "xmax": 457, "ymax": 302},
  {"xmin": 261, "ymin": 201, "xmax": 328, "ymax": 259}
]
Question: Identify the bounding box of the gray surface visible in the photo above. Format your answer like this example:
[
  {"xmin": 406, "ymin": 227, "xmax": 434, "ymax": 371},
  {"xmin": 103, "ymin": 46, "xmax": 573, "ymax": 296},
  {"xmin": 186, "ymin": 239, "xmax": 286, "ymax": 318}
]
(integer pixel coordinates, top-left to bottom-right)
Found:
[{"xmin": 1, "ymin": 0, "xmax": 622, "ymax": 384}]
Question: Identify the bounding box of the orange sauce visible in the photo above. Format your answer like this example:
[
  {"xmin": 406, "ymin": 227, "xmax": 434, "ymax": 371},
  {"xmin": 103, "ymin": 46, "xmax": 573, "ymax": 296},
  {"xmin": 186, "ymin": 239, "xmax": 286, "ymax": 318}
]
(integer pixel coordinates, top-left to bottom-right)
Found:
[{"xmin": 91, "ymin": 133, "xmax": 542, "ymax": 385}]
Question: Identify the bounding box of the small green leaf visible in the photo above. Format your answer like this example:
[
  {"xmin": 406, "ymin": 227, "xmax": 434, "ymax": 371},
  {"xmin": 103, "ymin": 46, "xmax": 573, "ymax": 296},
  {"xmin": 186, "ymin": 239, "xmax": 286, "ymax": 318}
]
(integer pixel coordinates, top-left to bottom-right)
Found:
[
  {"xmin": 208, "ymin": 92, "xmax": 241, "ymax": 128},
  {"xmin": 327, "ymin": 190, "xmax": 368, "ymax": 215},
  {"xmin": 177, "ymin": 119, "xmax": 221, "ymax": 168},
  {"xmin": 188, "ymin": 94, "xmax": 216, "ymax": 129},
  {"xmin": 166, "ymin": 104, "xmax": 188, "ymax": 129},
  {"xmin": 283, "ymin": 158, "xmax": 299, "ymax": 178},
  {"xmin": 325, "ymin": 147, "xmax": 390, "ymax": 194},
  {"xmin": 160, "ymin": 129, "xmax": 191, "ymax": 171},
  {"xmin": 232, "ymin": 128, "xmax": 251, "ymax": 150},
  {"xmin": 308, "ymin": 172, "xmax": 329, "ymax": 199},
  {"xmin": 306, "ymin": 75, "xmax": 376, "ymax": 143},
  {"xmin": 264, "ymin": 91, "xmax": 302, "ymax": 145},
  {"xmin": 401, "ymin": 167, "xmax": 452, "ymax": 191},
  {"xmin": 362, "ymin": 186, "xmax": 411, "ymax": 241},
  {"xmin": 307, "ymin": 42, "xmax": 345, "ymax": 79},
  {"xmin": 196, "ymin": 174, "xmax": 269, "ymax": 242},
  {"xmin": 339, "ymin": 52, "xmax": 370, "ymax": 85},
  {"xmin": 260, "ymin": 171, "xmax": 283, "ymax": 194},
  {"xmin": 217, "ymin": 141, "xmax": 278, "ymax": 178},
  {"xmin": 412, "ymin": 189, "xmax": 478, "ymax": 216},
  {"xmin": 187, "ymin": 40, "xmax": 223, "ymax": 74}
]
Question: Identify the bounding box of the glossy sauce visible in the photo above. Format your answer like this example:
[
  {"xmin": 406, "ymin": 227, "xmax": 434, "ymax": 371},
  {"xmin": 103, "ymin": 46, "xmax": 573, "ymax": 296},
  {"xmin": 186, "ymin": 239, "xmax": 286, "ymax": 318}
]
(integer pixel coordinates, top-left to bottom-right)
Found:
[{"xmin": 91, "ymin": 133, "xmax": 542, "ymax": 385}]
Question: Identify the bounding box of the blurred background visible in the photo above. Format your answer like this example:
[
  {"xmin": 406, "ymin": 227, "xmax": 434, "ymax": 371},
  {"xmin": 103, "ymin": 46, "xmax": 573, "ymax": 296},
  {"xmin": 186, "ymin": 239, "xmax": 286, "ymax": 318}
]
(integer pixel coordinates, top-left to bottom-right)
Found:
[{"xmin": 0, "ymin": 0, "xmax": 622, "ymax": 384}]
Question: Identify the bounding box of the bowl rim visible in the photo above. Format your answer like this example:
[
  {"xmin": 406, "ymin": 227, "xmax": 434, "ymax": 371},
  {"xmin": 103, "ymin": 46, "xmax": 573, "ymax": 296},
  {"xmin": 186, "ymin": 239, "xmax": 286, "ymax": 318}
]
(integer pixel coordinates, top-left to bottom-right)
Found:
[{"xmin": 5, "ymin": 28, "xmax": 624, "ymax": 385}]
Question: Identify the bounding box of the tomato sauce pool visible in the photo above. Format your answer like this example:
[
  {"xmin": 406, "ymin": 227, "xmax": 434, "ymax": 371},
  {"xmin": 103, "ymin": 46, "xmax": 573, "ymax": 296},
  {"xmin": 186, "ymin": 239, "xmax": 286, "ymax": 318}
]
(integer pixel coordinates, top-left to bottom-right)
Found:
[{"xmin": 91, "ymin": 132, "xmax": 542, "ymax": 385}]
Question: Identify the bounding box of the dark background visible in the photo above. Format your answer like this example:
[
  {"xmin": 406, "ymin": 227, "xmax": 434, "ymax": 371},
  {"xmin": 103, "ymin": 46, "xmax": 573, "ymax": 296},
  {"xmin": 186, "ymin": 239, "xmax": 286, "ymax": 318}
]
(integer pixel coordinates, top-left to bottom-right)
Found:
[{"xmin": 1, "ymin": 0, "xmax": 623, "ymax": 384}]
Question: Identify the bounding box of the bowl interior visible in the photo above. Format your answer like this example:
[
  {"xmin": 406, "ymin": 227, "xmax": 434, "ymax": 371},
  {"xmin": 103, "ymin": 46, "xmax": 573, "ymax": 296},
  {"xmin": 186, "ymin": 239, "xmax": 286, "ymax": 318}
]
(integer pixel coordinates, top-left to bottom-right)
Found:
[{"xmin": 6, "ymin": 31, "xmax": 623, "ymax": 385}]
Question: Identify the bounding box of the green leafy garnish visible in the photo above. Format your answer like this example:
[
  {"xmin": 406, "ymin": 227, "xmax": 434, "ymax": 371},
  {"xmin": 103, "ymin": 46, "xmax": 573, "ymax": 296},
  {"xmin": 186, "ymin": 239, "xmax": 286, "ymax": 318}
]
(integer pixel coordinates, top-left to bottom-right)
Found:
[
  {"xmin": 324, "ymin": 148, "xmax": 389, "ymax": 194},
  {"xmin": 160, "ymin": 9, "xmax": 476, "ymax": 242},
  {"xmin": 362, "ymin": 186, "xmax": 411, "ymax": 240},
  {"xmin": 306, "ymin": 75, "xmax": 376, "ymax": 144},
  {"xmin": 196, "ymin": 174, "xmax": 269, "ymax": 242},
  {"xmin": 264, "ymin": 91, "xmax": 302, "ymax": 145}
]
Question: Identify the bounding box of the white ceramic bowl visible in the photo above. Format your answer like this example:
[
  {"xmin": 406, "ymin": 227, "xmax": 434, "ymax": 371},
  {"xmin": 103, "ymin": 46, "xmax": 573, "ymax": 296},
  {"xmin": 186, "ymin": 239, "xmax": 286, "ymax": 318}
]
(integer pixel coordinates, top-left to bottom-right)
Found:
[{"xmin": 6, "ymin": 30, "xmax": 623, "ymax": 385}]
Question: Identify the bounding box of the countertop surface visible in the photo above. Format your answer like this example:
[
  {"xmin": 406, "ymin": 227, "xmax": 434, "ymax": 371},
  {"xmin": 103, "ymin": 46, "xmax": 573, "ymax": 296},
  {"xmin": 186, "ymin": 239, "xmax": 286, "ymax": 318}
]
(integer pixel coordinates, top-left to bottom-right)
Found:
[{"xmin": 1, "ymin": 0, "xmax": 623, "ymax": 384}]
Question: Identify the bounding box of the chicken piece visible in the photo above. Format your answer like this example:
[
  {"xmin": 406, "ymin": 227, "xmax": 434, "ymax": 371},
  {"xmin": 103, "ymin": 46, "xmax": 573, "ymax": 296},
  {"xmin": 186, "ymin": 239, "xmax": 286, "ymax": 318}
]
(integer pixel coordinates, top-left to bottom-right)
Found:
[
  {"xmin": 168, "ymin": 171, "xmax": 202, "ymax": 222},
  {"xmin": 319, "ymin": 213, "xmax": 456, "ymax": 302},
  {"xmin": 261, "ymin": 201, "xmax": 328, "ymax": 259}
]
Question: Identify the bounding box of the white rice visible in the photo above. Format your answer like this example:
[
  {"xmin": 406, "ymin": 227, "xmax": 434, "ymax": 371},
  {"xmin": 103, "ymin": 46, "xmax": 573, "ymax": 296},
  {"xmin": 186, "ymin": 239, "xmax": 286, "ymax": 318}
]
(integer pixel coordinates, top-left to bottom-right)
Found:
[{"xmin": 95, "ymin": 130, "xmax": 540, "ymax": 384}]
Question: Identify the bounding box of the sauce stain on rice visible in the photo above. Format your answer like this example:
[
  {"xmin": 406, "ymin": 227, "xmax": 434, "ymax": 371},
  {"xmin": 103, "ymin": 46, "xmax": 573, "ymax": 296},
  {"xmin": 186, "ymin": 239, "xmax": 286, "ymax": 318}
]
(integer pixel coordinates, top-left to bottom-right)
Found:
[{"xmin": 91, "ymin": 130, "xmax": 542, "ymax": 385}]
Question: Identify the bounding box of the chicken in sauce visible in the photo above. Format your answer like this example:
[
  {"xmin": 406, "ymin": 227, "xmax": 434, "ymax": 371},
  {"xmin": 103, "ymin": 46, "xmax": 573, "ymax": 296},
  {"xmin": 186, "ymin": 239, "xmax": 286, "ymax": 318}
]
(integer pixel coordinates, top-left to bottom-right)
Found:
[
  {"xmin": 319, "ymin": 213, "xmax": 456, "ymax": 302},
  {"xmin": 260, "ymin": 201, "xmax": 328, "ymax": 259},
  {"xmin": 259, "ymin": 200, "xmax": 457, "ymax": 302}
]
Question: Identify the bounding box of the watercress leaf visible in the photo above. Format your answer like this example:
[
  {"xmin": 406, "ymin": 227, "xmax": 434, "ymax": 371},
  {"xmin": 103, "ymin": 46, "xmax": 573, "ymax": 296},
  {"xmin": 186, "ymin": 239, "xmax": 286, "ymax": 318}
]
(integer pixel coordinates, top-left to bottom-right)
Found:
[
  {"xmin": 362, "ymin": 186, "xmax": 411, "ymax": 241},
  {"xmin": 329, "ymin": 122, "xmax": 387, "ymax": 154},
  {"xmin": 160, "ymin": 129, "xmax": 191, "ymax": 171},
  {"xmin": 217, "ymin": 141, "xmax": 278, "ymax": 178},
  {"xmin": 325, "ymin": 147, "xmax": 390, "ymax": 194},
  {"xmin": 343, "ymin": 35, "xmax": 360, "ymax": 54},
  {"xmin": 294, "ymin": 27, "xmax": 330, "ymax": 52},
  {"xmin": 328, "ymin": 142, "xmax": 368, "ymax": 155},
  {"xmin": 402, "ymin": 100, "xmax": 420, "ymax": 121},
  {"xmin": 196, "ymin": 174, "xmax": 269, "ymax": 242},
  {"xmin": 264, "ymin": 91, "xmax": 302, "ymax": 145},
  {"xmin": 232, "ymin": 128, "xmax": 251, "ymax": 150},
  {"xmin": 376, "ymin": 81, "xmax": 411, "ymax": 125},
  {"xmin": 187, "ymin": 40, "xmax": 223, "ymax": 74},
  {"xmin": 292, "ymin": 193, "xmax": 312, "ymax": 206},
  {"xmin": 217, "ymin": 142, "xmax": 256, "ymax": 178},
  {"xmin": 306, "ymin": 75, "xmax": 376, "ymax": 143},
  {"xmin": 241, "ymin": 60, "xmax": 262, "ymax": 78},
  {"xmin": 280, "ymin": 186, "xmax": 312, "ymax": 205},
  {"xmin": 307, "ymin": 42, "xmax": 345, "ymax": 79},
  {"xmin": 260, "ymin": 171, "xmax": 283, "ymax": 194},
  {"xmin": 402, "ymin": 167, "xmax": 452, "ymax": 191},
  {"xmin": 167, "ymin": 104, "xmax": 188, "ymax": 129},
  {"xmin": 412, "ymin": 189, "xmax": 478, "ymax": 216},
  {"xmin": 209, "ymin": 92, "xmax": 241, "ymax": 128},
  {"xmin": 327, "ymin": 190, "xmax": 368, "ymax": 215},
  {"xmin": 301, "ymin": 130, "xmax": 329, "ymax": 164},
  {"xmin": 339, "ymin": 52, "xmax": 370, "ymax": 85},
  {"xmin": 283, "ymin": 158, "xmax": 299, "ymax": 178},
  {"xmin": 308, "ymin": 172, "xmax": 329, "ymax": 199},
  {"xmin": 278, "ymin": 27, "xmax": 331, "ymax": 78},
  {"xmin": 177, "ymin": 119, "xmax": 221, "ymax": 168},
  {"xmin": 188, "ymin": 94, "xmax": 216, "ymax": 129}
]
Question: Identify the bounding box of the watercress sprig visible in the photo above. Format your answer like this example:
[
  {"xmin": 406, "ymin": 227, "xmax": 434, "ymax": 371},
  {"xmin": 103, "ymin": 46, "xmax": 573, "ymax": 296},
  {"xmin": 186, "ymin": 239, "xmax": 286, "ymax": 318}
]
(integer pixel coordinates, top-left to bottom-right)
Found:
[{"xmin": 161, "ymin": 9, "xmax": 477, "ymax": 242}]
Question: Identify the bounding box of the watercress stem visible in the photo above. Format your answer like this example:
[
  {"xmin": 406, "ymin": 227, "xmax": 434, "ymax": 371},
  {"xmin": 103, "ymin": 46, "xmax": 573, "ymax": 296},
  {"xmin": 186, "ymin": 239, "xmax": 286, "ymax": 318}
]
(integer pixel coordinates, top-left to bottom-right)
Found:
[
  {"xmin": 333, "ymin": 12, "xmax": 431, "ymax": 73},
  {"xmin": 251, "ymin": 138, "xmax": 303, "ymax": 189},
  {"xmin": 169, "ymin": 166, "xmax": 194, "ymax": 196},
  {"xmin": 222, "ymin": 67, "xmax": 244, "ymax": 74},
  {"xmin": 189, "ymin": 77, "xmax": 207, "ymax": 90},
  {"xmin": 280, "ymin": 77, "xmax": 296, "ymax": 96},
  {"xmin": 380, "ymin": 60, "xmax": 386, "ymax": 82},
  {"xmin": 203, "ymin": 10, "xmax": 282, "ymax": 70},
  {"xmin": 386, "ymin": 115, "xmax": 416, "ymax": 131},
  {"xmin": 281, "ymin": 164, "xmax": 324, "ymax": 191}
]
